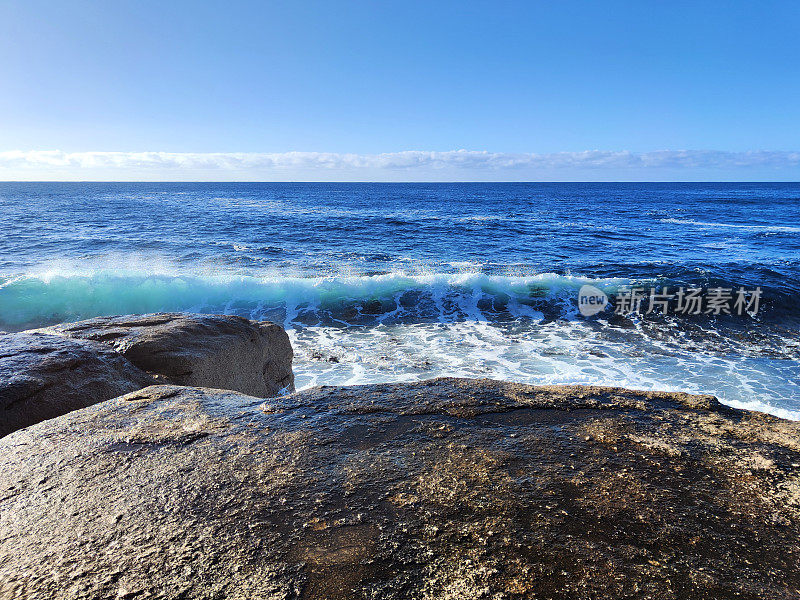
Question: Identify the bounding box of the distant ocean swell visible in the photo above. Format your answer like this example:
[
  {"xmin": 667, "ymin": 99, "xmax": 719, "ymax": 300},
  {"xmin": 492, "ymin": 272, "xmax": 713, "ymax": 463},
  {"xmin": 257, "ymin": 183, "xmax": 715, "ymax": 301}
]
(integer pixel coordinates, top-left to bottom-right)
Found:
[{"xmin": 659, "ymin": 218, "xmax": 800, "ymax": 233}]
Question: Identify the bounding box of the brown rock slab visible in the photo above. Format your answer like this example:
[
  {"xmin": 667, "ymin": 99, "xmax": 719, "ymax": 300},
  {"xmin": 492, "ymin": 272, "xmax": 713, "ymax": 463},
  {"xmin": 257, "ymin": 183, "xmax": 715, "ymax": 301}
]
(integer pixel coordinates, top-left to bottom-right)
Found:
[
  {"xmin": 45, "ymin": 313, "xmax": 294, "ymax": 397},
  {"xmin": 0, "ymin": 332, "xmax": 155, "ymax": 437},
  {"xmin": 1, "ymin": 378, "xmax": 799, "ymax": 599}
]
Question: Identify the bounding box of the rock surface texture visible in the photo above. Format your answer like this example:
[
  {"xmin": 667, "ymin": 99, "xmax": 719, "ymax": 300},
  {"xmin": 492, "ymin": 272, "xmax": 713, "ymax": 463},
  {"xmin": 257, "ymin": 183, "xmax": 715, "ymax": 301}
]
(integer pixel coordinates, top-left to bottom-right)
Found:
[
  {"xmin": 1, "ymin": 378, "xmax": 799, "ymax": 599},
  {"xmin": 0, "ymin": 332, "xmax": 155, "ymax": 437},
  {"xmin": 45, "ymin": 313, "xmax": 294, "ymax": 397}
]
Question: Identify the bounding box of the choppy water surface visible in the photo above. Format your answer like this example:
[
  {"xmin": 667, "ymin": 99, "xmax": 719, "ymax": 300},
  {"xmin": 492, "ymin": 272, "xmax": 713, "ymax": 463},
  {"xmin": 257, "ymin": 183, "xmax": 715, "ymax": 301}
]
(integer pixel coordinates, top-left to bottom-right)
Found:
[{"xmin": 1, "ymin": 182, "xmax": 798, "ymax": 418}]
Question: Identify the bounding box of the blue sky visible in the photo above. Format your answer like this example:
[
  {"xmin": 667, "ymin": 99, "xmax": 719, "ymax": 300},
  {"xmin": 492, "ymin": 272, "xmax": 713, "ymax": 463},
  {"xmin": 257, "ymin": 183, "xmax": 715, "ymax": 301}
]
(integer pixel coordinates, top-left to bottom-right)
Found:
[{"xmin": 1, "ymin": 0, "xmax": 798, "ymax": 180}]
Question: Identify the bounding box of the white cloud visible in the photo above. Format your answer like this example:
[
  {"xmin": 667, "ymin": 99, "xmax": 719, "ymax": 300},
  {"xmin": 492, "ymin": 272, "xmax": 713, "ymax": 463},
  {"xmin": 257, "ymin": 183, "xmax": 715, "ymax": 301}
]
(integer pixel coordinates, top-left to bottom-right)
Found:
[{"xmin": 0, "ymin": 149, "xmax": 798, "ymax": 180}]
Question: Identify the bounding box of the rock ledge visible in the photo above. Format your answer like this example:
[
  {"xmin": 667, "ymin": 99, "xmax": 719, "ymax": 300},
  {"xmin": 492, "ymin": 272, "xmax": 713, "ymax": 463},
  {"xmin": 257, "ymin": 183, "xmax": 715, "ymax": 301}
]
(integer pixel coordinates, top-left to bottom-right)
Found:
[
  {"xmin": 45, "ymin": 313, "xmax": 294, "ymax": 396},
  {"xmin": 1, "ymin": 378, "xmax": 798, "ymax": 599}
]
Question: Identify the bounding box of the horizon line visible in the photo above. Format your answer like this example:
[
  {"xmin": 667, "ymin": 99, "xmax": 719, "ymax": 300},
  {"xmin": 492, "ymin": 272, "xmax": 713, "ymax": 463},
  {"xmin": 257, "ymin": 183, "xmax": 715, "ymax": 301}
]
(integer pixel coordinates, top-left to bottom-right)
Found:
[
  {"xmin": 1, "ymin": 149, "xmax": 799, "ymax": 182},
  {"xmin": 1, "ymin": 180, "xmax": 799, "ymax": 184}
]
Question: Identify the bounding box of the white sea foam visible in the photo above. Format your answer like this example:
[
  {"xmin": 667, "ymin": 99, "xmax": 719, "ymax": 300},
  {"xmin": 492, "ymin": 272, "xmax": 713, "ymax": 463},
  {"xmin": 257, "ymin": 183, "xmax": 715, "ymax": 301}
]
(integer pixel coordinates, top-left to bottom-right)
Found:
[
  {"xmin": 289, "ymin": 320, "xmax": 800, "ymax": 420},
  {"xmin": 660, "ymin": 218, "xmax": 800, "ymax": 233},
  {"xmin": 457, "ymin": 215, "xmax": 507, "ymax": 222}
]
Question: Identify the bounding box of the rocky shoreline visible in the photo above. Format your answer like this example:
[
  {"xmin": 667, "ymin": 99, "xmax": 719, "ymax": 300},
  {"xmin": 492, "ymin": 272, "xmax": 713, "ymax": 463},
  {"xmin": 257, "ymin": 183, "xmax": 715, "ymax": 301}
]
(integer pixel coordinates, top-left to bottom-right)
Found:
[
  {"xmin": 1, "ymin": 314, "xmax": 799, "ymax": 599},
  {"xmin": 0, "ymin": 313, "xmax": 293, "ymax": 437}
]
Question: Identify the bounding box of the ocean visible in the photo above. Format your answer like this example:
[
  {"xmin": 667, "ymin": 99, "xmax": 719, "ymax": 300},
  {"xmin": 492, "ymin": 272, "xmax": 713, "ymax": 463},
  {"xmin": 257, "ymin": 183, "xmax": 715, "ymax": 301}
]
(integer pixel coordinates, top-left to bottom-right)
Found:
[{"xmin": 1, "ymin": 182, "xmax": 798, "ymax": 418}]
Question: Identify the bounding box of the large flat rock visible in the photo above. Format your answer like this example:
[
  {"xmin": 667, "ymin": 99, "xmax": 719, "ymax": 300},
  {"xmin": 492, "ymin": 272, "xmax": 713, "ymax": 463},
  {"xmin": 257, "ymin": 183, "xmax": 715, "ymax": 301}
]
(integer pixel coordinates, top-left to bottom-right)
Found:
[
  {"xmin": 0, "ymin": 332, "xmax": 155, "ymax": 437},
  {"xmin": 45, "ymin": 313, "xmax": 294, "ymax": 397},
  {"xmin": 1, "ymin": 378, "xmax": 799, "ymax": 599}
]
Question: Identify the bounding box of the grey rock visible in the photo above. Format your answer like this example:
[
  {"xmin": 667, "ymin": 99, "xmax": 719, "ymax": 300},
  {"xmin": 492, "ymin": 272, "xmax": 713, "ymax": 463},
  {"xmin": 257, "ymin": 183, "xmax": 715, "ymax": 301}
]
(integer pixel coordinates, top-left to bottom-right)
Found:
[
  {"xmin": 1, "ymin": 377, "xmax": 799, "ymax": 599},
  {"xmin": 0, "ymin": 332, "xmax": 155, "ymax": 437},
  {"xmin": 46, "ymin": 313, "xmax": 294, "ymax": 397}
]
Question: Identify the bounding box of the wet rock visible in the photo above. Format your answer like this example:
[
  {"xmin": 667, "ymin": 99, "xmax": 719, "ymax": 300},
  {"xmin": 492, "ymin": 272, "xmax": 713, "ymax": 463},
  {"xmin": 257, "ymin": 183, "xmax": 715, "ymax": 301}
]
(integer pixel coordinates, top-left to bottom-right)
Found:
[
  {"xmin": 45, "ymin": 313, "xmax": 294, "ymax": 397},
  {"xmin": 1, "ymin": 378, "xmax": 799, "ymax": 599},
  {"xmin": 361, "ymin": 300, "xmax": 385, "ymax": 315},
  {"xmin": 0, "ymin": 332, "xmax": 154, "ymax": 437}
]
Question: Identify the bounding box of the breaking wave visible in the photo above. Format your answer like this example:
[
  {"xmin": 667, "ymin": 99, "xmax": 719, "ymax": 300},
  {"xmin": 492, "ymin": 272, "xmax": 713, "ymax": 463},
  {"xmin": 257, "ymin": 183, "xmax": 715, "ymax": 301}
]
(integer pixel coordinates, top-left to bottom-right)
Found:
[
  {"xmin": 0, "ymin": 270, "xmax": 635, "ymax": 330},
  {"xmin": 2, "ymin": 266, "xmax": 797, "ymax": 331}
]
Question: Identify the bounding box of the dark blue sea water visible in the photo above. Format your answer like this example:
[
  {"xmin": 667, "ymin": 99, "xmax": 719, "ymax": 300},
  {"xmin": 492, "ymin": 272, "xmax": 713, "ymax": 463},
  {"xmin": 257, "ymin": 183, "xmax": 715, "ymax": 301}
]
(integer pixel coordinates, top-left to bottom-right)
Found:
[{"xmin": 1, "ymin": 182, "xmax": 799, "ymax": 417}]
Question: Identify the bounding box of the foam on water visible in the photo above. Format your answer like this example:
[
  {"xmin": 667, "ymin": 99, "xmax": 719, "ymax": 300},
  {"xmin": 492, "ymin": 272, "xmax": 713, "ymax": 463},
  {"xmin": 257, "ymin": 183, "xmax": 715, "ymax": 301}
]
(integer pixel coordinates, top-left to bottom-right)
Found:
[
  {"xmin": 289, "ymin": 320, "xmax": 800, "ymax": 420},
  {"xmin": 660, "ymin": 218, "xmax": 800, "ymax": 233}
]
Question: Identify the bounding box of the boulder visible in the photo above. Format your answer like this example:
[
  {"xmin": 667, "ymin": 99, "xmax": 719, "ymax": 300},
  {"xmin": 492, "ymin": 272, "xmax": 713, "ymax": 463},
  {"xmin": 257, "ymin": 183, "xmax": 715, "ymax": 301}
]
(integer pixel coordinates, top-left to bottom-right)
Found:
[
  {"xmin": 0, "ymin": 332, "xmax": 154, "ymax": 437},
  {"xmin": 46, "ymin": 313, "xmax": 294, "ymax": 397},
  {"xmin": 1, "ymin": 378, "xmax": 799, "ymax": 599}
]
